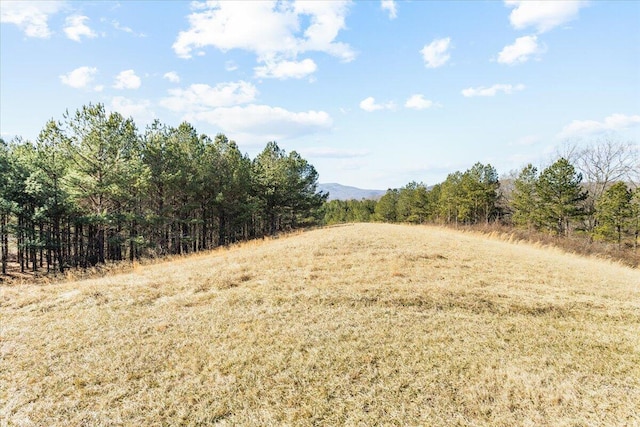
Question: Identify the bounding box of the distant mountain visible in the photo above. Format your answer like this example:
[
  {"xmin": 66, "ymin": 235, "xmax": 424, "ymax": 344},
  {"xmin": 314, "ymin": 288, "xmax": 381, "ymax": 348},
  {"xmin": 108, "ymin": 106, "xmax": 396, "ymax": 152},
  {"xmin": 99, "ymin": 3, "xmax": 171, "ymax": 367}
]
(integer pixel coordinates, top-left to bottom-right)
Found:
[{"xmin": 318, "ymin": 183, "xmax": 387, "ymax": 201}]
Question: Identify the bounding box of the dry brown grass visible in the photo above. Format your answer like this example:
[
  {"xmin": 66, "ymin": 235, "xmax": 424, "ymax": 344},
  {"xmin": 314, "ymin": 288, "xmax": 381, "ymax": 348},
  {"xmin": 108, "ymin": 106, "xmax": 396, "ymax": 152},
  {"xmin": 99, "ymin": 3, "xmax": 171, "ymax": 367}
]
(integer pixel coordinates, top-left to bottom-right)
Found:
[
  {"xmin": 455, "ymin": 222, "xmax": 640, "ymax": 268},
  {"xmin": 1, "ymin": 223, "xmax": 639, "ymax": 426}
]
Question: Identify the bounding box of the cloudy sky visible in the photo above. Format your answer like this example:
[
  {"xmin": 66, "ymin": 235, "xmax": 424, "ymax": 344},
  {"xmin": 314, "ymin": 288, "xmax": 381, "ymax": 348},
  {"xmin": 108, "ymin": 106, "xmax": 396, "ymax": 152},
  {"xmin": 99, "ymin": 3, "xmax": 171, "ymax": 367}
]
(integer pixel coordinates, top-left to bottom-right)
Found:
[{"xmin": 1, "ymin": 0, "xmax": 639, "ymax": 189}]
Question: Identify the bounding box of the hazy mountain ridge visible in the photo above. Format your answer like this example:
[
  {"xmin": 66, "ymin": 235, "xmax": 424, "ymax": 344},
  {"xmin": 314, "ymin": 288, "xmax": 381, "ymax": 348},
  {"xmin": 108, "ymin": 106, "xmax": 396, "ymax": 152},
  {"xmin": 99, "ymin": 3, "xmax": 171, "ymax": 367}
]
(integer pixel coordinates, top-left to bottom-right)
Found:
[{"xmin": 318, "ymin": 183, "xmax": 387, "ymax": 201}]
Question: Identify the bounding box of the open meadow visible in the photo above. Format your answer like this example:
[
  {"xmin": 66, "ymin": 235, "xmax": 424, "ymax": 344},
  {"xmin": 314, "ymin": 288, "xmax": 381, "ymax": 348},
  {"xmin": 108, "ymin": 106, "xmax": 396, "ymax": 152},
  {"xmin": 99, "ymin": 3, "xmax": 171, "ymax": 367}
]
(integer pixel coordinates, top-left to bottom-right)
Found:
[{"xmin": 1, "ymin": 223, "xmax": 639, "ymax": 426}]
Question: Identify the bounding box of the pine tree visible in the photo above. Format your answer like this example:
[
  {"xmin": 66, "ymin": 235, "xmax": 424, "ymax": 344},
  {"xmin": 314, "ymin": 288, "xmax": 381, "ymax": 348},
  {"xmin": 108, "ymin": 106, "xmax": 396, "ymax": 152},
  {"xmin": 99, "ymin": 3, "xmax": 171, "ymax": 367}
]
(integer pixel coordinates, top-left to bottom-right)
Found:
[
  {"xmin": 397, "ymin": 182, "xmax": 430, "ymax": 224},
  {"xmin": 33, "ymin": 120, "xmax": 72, "ymax": 272},
  {"xmin": 62, "ymin": 104, "xmax": 140, "ymax": 265},
  {"xmin": 632, "ymin": 188, "xmax": 640, "ymax": 250},
  {"xmin": 284, "ymin": 150, "xmax": 327, "ymax": 228},
  {"xmin": 511, "ymin": 164, "xmax": 539, "ymax": 230},
  {"xmin": 252, "ymin": 142, "xmax": 290, "ymax": 235},
  {"xmin": 595, "ymin": 182, "xmax": 633, "ymax": 247},
  {"xmin": 252, "ymin": 142, "xmax": 325, "ymax": 235},
  {"xmin": 536, "ymin": 158, "xmax": 587, "ymax": 236},
  {"xmin": 211, "ymin": 134, "xmax": 252, "ymax": 244},
  {"xmin": 374, "ymin": 189, "xmax": 399, "ymax": 222},
  {"xmin": 439, "ymin": 172, "xmax": 463, "ymax": 224},
  {"xmin": 460, "ymin": 163, "xmax": 499, "ymax": 224},
  {"xmin": 0, "ymin": 138, "xmax": 12, "ymax": 275},
  {"xmin": 1, "ymin": 105, "xmax": 331, "ymax": 276},
  {"xmin": 7, "ymin": 141, "xmax": 41, "ymax": 272}
]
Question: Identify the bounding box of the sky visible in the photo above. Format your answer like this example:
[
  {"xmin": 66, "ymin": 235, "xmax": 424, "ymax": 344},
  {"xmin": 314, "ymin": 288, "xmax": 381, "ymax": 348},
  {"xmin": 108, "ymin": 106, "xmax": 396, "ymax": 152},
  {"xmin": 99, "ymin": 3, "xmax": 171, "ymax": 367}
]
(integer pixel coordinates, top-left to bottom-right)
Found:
[{"xmin": 1, "ymin": 0, "xmax": 639, "ymax": 189}]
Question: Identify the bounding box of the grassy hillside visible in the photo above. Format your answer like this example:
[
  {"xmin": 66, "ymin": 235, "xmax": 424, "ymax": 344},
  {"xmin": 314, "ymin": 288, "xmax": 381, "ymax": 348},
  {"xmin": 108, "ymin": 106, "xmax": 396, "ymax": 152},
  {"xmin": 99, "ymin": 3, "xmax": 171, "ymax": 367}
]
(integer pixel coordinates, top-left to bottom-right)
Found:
[{"xmin": 1, "ymin": 223, "xmax": 639, "ymax": 426}]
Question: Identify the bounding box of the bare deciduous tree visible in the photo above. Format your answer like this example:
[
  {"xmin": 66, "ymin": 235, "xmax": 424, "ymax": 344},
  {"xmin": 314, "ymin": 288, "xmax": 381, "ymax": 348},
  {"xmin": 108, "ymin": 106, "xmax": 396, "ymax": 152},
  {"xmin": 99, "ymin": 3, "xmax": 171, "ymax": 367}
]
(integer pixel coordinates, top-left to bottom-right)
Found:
[
  {"xmin": 575, "ymin": 137, "xmax": 638, "ymax": 198},
  {"xmin": 558, "ymin": 137, "xmax": 639, "ymax": 231}
]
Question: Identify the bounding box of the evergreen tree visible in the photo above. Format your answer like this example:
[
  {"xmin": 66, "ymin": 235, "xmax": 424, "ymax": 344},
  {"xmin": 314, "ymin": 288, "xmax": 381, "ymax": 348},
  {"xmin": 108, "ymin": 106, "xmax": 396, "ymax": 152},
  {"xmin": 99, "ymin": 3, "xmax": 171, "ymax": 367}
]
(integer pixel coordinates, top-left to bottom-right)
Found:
[
  {"xmin": 168, "ymin": 122, "xmax": 204, "ymax": 254},
  {"xmin": 479, "ymin": 163, "xmax": 500, "ymax": 223},
  {"xmin": 439, "ymin": 172, "xmax": 463, "ymax": 224},
  {"xmin": 252, "ymin": 142, "xmax": 326, "ymax": 235},
  {"xmin": 322, "ymin": 200, "xmax": 348, "ymax": 224},
  {"xmin": 348, "ymin": 199, "xmax": 376, "ymax": 222},
  {"xmin": 1, "ymin": 105, "xmax": 330, "ymax": 277},
  {"xmin": 0, "ymin": 138, "xmax": 12, "ymax": 274},
  {"xmin": 7, "ymin": 141, "xmax": 41, "ymax": 272},
  {"xmin": 460, "ymin": 163, "xmax": 499, "ymax": 224},
  {"xmin": 397, "ymin": 182, "xmax": 430, "ymax": 224},
  {"xmin": 425, "ymin": 183, "xmax": 442, "ymax": 223},
  {"xmin": 511, "ymin": 164, "xmax": 539, "ymax": 230},
  {"xmin": 374, "ymin": 189, "xmax": 399, "ymax": 222},
  {"xmin": 595, "ymin": 182, "xmax": 633, "ymax": 247},
  {"xmin": 322, "ymin": 199, "xmax": 377, "ymax": 224},
  {"xmin": 62, "ymin": 104, "xmax": 140, "ymax": 264},
  {"xmin": 632, "ymin": 188, "xmax": 640, "ymax": 250},
  {"xmin": 253, "ymin": 142, "xmax": 289, "ymax": 235},
  {"xmin": 141, "ymin": 120, "xmax": 175, "ymax": 255},
  {"xmin": 33, "ymin": 121, "xmax": 72, "ymax": 272},
  {"xmin": 284, "ymin": 150, "xmax": 327, "ymax": 228},
  {"xmin": 536, "ymin": 158, "xmax": 587, "ymax": 236},
  {"xmin": 211, "ymin": 134, "xmax": 253, "ymax": 244}
]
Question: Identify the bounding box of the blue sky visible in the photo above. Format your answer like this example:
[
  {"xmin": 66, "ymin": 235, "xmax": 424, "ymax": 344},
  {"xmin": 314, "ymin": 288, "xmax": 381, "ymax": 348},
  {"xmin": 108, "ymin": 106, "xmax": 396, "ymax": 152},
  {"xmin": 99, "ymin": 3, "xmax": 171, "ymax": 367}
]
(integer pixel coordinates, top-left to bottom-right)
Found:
[{"xmin": 1, "ymin": 0, "xmax": 639, "ymax": 189}]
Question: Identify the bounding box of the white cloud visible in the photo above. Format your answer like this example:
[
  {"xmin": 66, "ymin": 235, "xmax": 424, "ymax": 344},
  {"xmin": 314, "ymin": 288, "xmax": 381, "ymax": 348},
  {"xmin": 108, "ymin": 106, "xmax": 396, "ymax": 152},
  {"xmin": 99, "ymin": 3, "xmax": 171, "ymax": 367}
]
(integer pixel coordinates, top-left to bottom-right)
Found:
[
  {"xmin": 293, "ymin": 1, "xmax": 353, "ymax": 60},
  {"xmin": 360, "ymin": 97, "xmax": 382, "ymax": 112},
  {"xmin": 173, "ymin": 2, "xmax": 296, "ymax": 59},
  {"xmin": 160, "ymin": 79, "xmax": 331, "ymax": 141},
  {"xmin": 359, "ymin": 97, "xmax": 396, "ymax": 112},
  {"xmin": 113, "ymin": 70, "xmax": 142, "ymax": 90},
  {"xmin": 163, "ymin": 71, "xmax": 180, "ymax": 83},
  {"xmin": 160, "ymin": 81, "xmax": 258, "ymax": 113},
  {"xmin": 64, "ymin": 15, "xmax": 97, "ymax": 42},
  {"xmin": 461, "ymin": 83, "xmax": 525, "ymax": 97},
  {"xmin": 225, "ymin": 61, "xmax": 238, "ymax": 71},
  {"xmin": 112, "ymin": 20, "xmax": 146, "ymax": 37},
  {"xmin": 505, "ymin": 0, "xmax": 588, "ymax": 33},
  {"xmin": 301, "ymin": 147, "xmax": 369, "ymax": 158},
  {"xmin": 498, "ymin": 35, "xmax": 545, "ymax": 65},
  {"xmin": 557, "ymin": 114, "xmax": 640, "ymax": 139},
  {"xmin": 420, "ymin": 37, "xmax": 451, "ymax": 68},
  {"xmin": 0, "ymin": 0, "xmax": 63, "ymax": 38},
  {"xmin": 381, "ymin": 0, "xmax": 397, "ymax": 19},
  {"xmin": 110, "ymin": 96, "xmax": 155, "ymax": 125},
  {"xmin": 509, "ymin": 135, "xmax": 540, "ymax": 147},
  {"xmin": 254, "ymin": 58, "xmax": 317, "ymax": 79},
  {"xmin": 192, "ymin": 104, "xmax": 333, "ymax": 141},
  {"xmin": 405, "ymin": 94, "xmax": 435, "ymax": 110},
  {"xmin": 60, "ymin": 66, "xmax": 98, "ymax": 89},
  {"xmin": 172, "ymin": 1, "xmax": 354, "ymax": 77}
]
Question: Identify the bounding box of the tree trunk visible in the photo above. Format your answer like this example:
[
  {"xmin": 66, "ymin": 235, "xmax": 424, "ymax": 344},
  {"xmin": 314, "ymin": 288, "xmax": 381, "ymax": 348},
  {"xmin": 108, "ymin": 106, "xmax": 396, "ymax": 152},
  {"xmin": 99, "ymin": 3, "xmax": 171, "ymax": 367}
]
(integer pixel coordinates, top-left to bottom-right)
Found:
[
  {"xmin": 97, "ymin": 227, "xmax": 105, "ymax": 264},
  {"xmin": 31, "ymin": 222, "xmax": 37, "ymax": 272},
  {"xmin": 219, "ymin": 213, "xmax": 226, "ymax": 246},
  {"xmin": 1, "ymin": 214, "xmax": 7, "ymax": 275},
  {"xmin": 18, "ymin": 217, "xmax": 24, "ymax": 273},
  {"xmin": 55, "ymin": 217, "xmax": 64, "ymax": 273},
  {"xmin": 201, "ymin": 206, "xmax": 207, "ymax": 251},
  {"xmin": 129, "ymin": 220, "xmax": 136, "ymax": 262}
]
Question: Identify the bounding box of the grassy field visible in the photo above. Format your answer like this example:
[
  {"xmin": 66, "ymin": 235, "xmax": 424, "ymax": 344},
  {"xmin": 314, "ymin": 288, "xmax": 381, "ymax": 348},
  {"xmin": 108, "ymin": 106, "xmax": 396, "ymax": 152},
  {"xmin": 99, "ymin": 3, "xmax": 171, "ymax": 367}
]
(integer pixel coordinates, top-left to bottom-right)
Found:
[{"xmin": 1, "ymin": 223, "xmax": 639, "ymax": 426}]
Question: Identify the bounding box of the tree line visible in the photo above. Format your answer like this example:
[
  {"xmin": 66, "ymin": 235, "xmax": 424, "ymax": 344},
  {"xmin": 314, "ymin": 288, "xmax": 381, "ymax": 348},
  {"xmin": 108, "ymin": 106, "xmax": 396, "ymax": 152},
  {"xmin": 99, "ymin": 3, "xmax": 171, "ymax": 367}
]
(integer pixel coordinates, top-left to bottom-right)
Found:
[
  {"xmin": 0, "ymin": 104, "xmax": 326, "ymax": 275},
  {"xmin": 324, "ymin": 139, "xmax": 640, "ymax": 250}
]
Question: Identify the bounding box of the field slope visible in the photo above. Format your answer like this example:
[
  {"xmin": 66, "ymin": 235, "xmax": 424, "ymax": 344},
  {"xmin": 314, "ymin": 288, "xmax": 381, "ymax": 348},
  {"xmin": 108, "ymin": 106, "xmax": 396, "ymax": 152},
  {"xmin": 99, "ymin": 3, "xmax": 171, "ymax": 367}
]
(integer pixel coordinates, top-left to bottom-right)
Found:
[{"xmin": 1, "ymin": 223, "xmax": 639, "ymax": 426}]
